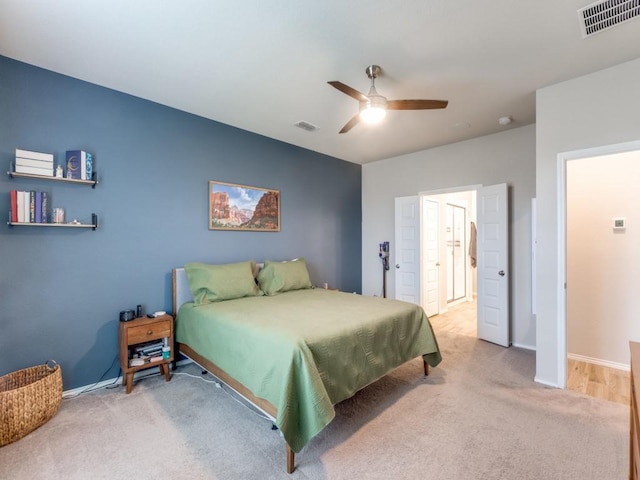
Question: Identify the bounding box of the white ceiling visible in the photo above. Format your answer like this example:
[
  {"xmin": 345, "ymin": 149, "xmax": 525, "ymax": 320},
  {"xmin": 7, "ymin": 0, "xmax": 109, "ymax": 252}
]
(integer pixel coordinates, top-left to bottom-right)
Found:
[{"xmin": 1, "ymin": 1, "xmax": 640, "ymax": 164}]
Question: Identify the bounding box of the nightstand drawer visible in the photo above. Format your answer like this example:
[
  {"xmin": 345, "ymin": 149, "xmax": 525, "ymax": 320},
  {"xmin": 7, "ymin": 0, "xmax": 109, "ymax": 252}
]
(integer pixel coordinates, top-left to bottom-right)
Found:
[{"xmin": 127, "ymin": 319, "xmax": 171, "ymax": 344}]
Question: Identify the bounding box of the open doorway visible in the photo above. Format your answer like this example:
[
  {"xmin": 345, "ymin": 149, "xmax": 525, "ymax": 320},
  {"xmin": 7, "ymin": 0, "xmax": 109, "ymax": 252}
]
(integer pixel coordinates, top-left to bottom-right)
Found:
[
  {"xmin": 395, "ymin": 183, "xmax": 509, "ymax": 346},
  {"xmin": 563, "ymin": 147, "xmax": 640, "ymax": 403},
  {"xmin": 421, "ymin": 188, "xmax": 478, "ymax": 337},
  {"xmin": 557, "ymin": 141, "xmax": 640, "ymax": 388}
]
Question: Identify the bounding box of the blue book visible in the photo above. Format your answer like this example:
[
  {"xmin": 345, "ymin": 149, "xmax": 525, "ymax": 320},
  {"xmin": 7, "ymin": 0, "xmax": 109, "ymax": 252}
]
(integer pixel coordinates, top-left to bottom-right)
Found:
[
  {"xmin": 65, "ymin": 150, "xmax": 83, "ymax": 179},
  {"xmin": 85, "ymin": 152, "xmax": 93, "ymax": 180},
  {"xmin": 40, "ymin": 191, "xmax": 49, "ymax": 223},
  {"xmin": 35, "ymin": 191, "xmax": 42, "ymax": 223},
  {"xmin": 29, "ymin": 191, "xmax": 35, "ymax": 222}
]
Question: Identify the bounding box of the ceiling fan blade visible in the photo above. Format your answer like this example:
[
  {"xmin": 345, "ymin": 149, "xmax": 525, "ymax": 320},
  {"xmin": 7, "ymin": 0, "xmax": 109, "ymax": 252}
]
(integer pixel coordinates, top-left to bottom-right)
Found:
[
  {"xmin": 328, "ymin": 81, "xmax": 369, "ymax": 102},
  {"xmin": 387, "ymin": 99, "xmax": 448, "ymax": 110},
  {"xmin": 339, "ymin": 114, "xmax": 361, "ymax": 134}
]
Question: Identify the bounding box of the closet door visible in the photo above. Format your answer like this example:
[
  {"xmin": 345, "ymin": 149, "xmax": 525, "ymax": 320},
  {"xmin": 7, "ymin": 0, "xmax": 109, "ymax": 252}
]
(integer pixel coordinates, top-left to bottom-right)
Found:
[
  {"xmin": 477, "ymin": 183, "xmax": 510, "ymax": 347},
  {"xmin": 394, "ymin": 196, "xmax": 421, "ymax": 304}
]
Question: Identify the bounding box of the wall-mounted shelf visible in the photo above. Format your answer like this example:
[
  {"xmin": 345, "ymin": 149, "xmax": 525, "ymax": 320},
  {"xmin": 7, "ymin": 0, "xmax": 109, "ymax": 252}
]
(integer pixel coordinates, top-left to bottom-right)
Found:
[
  {"xmin": 7, "ymin": 169, "xmax": 97, "ymax": 188},
  {"xmin": 8, "ymin": 158, "xmax": 100, "ymax": 230},
  {"xmin": 7, "ymin": 214, "xmax": 98, "ymax": 230}
]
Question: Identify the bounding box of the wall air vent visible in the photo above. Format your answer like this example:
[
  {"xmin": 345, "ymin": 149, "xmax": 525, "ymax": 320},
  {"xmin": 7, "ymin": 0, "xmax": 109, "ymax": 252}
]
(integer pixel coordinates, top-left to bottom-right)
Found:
[
  {"xmin": 578, "ymin": 0, "xmax": 640, "ymax": 37},
  {"xmin": 294, "ymin": 121, "xmax": 319, "ymax": 132}
]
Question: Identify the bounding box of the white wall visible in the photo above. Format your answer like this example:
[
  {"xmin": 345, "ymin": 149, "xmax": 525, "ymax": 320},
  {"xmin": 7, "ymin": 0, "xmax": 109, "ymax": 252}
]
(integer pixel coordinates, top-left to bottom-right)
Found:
[
  {"xmin": 567, "ymin": 150, "xmax": 640, "ymax": 368},
  {"xmin": 536, "ymin": 57, "xmax": 640, "ymax": 386},
  {"xmin": 362, "ymin": 124, "xmax": 536, "ymax": 348}
]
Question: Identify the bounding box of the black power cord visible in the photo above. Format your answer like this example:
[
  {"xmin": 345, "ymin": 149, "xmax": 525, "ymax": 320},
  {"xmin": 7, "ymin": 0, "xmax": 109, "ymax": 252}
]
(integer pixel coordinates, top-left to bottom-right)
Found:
[{"xmin": 63, "ymin": 355, "xmax": 120, "ymax": 399}]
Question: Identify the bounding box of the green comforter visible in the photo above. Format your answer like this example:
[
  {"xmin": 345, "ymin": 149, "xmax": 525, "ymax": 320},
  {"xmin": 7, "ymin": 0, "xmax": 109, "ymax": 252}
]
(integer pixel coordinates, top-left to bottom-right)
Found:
[{"xmin": 175, "ymin": 288, "xmax": 441, "ymax": 452}]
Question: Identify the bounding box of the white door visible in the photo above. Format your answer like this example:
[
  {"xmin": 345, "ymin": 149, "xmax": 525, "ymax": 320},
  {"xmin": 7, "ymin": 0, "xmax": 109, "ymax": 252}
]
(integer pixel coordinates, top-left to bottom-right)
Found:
[
  {"xmin": 477, "ymin": 183, "xmax": 510, "ymax": 346},
  {"xmin": 394, "ymin": 196, "xmax": 421, "ymax": 305},
  {"xmin": 422, "ymin": 198, "xmax": 439, "ymax": 316}
]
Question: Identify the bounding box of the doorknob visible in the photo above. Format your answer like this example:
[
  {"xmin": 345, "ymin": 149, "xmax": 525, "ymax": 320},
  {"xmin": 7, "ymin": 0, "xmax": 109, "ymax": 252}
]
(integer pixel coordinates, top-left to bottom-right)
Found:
[
  {"xmin": 395, "ymin": 264, "xmax": 400, "ymax": 269},
  {"xmin": 498, "ymin": 270, "xmax": 505, "ymax": 276}
]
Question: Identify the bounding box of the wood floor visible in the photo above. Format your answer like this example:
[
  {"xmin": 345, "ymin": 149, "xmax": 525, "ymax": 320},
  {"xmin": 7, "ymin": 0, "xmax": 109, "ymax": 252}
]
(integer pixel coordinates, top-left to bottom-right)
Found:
[
  {"xmin": 429, "ymin": 299, "xmax": 630, "ymax": 406},
  {"xmin": 566, "ymin": 358, "xmax": 629, "ymax": 406}
]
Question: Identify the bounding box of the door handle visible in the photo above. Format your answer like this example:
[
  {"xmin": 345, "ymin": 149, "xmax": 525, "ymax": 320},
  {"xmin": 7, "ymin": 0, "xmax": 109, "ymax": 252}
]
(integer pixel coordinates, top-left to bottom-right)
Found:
[
  {"xmin": 395, "ymin": 264, "xmax": 400, "ymax": 269},
  {"xmin": 498, "ymin": 270, "xmax": 505, "ymax": 276}
]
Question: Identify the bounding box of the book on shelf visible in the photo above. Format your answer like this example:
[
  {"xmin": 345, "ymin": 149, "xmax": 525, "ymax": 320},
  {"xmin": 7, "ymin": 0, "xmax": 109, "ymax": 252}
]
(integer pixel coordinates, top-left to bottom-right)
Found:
[
  {"xmin": 15, "ymin": 148, "xmax": 54, "ymax": 176},
  {"xmin": 15, "ymin": 148, "xmax": 54, "ymax": 162},
  {"xmin": 11, "ymin": 190, "xmax": 50, "ymax": 223},
  {"xmin": 41, "ymin": 192, "xmax": 48, "ymax": 223},
  {"xmin": 16, "ymin": 191, "xmax": 24, "ymax": 222},
  {"xmin": 23, "ymin": 192, "xmax": 29, "ymax": 222},
  {"xmin": 10, "ymin": 190, "xmax": 17, "ymax": 223},
  {"xmin": 29, "ymin": 191, "xmax": 35, "ymax": 223},
  {"xmin": 85, "ymin": 152, "xmax": 93, "ymax": 181},
  {"xmin": 14, "ymin": 163, "xmax": 54, "ymax": 176},
  {"xmin": 35, "ymin": 191, "xmax": 42, "ymax": 223},
  {"xmin": 24, "ymin": 191, "xmax": 29, "ymax": 222},
  {"xmin": 65, "ymin": 150, "xmax": 93, "ymax": 180}
]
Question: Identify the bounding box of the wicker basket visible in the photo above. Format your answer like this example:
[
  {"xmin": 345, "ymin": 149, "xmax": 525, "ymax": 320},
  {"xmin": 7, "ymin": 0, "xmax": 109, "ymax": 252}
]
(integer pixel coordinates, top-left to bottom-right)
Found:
[{"xmin": 0, "ymin": 361, "xmax": 62, "ymax": 447}]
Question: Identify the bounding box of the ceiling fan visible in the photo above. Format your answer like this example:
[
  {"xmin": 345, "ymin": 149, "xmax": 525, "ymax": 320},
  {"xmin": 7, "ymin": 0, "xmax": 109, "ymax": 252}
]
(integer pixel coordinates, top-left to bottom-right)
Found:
[{"xmin": 328, "ymin": 65, "xmax": 448, "ymax": 134}]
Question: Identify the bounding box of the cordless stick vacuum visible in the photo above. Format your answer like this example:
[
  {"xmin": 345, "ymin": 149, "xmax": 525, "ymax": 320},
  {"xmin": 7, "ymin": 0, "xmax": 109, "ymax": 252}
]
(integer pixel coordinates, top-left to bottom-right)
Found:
[{"xmin": 379, "ymin": 242, "xmax": 390, "ymax": 298}]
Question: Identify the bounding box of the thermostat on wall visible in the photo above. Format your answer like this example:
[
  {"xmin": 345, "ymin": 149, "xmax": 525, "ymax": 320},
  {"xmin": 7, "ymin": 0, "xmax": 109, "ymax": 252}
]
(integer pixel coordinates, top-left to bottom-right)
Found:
[{"xmin": 613, "ymin": 217, "xmax": 626, "ymax": 230}]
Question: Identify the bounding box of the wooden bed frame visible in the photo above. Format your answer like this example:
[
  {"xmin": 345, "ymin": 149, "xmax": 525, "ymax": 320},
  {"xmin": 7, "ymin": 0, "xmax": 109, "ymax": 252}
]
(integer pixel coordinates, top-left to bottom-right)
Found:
[{"xmin": 171, "ymin": 268, "xmax": 428, "ymax": 473}]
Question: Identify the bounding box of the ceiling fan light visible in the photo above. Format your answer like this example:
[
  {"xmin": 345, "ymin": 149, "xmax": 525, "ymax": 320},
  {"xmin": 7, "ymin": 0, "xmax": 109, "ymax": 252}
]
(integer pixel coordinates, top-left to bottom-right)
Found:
[
  {"xmin": 360, "ymin": 106, "xmax": 386, "ymax": 124},
  {"xmin": 360, "ymin": 95, "xmax": 388, "ymax": 124}
]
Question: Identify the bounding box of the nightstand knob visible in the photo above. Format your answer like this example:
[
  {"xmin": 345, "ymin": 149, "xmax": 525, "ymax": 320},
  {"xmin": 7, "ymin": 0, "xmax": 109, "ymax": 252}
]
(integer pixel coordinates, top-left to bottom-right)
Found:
[{"xmin": 147, "ymin": 329, "xmax": 152, "ymax": 335}]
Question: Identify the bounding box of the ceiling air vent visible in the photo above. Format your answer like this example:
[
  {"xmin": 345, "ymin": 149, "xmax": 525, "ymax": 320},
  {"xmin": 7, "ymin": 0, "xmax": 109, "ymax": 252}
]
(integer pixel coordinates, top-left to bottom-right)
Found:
[
  {"xmin": 578, "ymin": 0, "xmax": 640, "ymax": 37},
  {"xmin": 294, "ymin": 121, "xmax": 319, "ymax": 132}
]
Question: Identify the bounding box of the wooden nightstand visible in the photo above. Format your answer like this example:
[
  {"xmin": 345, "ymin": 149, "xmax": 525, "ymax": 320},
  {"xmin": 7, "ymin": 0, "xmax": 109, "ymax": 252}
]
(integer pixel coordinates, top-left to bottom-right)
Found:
[{"xmin": 118, "ymin": 314, "xmax": 174, "ymax": 393}]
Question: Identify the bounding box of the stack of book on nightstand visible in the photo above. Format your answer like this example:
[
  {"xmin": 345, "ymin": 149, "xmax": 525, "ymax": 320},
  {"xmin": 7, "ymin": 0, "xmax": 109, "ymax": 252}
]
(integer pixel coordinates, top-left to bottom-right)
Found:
[{"xmin": 129, "ymin": 340, "xmax": 165, "ymax": 366}]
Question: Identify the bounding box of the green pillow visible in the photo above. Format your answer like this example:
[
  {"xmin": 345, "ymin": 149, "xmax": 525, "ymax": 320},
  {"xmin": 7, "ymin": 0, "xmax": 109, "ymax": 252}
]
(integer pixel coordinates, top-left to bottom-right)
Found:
[
  {"xmin": 185, "ymin": 261, "xmax": 261, "ymax": 304},
  {"xmin": 258, "ymin": 258, "xmax": 313, "ymax": 296}
]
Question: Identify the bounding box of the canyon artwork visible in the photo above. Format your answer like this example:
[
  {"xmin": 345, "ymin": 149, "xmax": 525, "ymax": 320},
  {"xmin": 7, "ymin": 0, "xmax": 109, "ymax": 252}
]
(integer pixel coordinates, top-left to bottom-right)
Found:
[{"xmin": 209, "ymin": 181, "xmax": 280, "ymax": 231}]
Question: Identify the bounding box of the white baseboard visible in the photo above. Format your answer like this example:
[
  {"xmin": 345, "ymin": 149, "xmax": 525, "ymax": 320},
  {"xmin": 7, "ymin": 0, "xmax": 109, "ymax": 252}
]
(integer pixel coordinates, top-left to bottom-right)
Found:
[
  {"xmin": 567, "ymin": 353, "xmax": 630, "ymax": 372},
  {"xmin": 62, "ymin": 377, "xmax": 121, "ymax": 398},
  {"xmin": 512, "ymin": 342, "xmax": 536, "ymax": 351},
  {"xmin": 62, "ymin": 358, "xmax": 193, "ymax": 398},
  {"xmin": 534, "ymin": 376, "xmax": 560, "ymax": 388}
]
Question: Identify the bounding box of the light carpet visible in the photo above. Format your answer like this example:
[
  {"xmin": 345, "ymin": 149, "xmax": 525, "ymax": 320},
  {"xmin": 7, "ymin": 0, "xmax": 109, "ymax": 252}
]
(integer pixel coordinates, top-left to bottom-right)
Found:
[{"xmin": 0, "ymin": 330, "xmax": 628, "ymax": 479}]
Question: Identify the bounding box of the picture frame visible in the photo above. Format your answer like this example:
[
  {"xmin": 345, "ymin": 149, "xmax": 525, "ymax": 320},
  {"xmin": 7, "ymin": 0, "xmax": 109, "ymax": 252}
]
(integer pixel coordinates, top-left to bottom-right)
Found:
[{"xmin": 209, "ymin": 180, "xmax": 280, "ymax": 231}]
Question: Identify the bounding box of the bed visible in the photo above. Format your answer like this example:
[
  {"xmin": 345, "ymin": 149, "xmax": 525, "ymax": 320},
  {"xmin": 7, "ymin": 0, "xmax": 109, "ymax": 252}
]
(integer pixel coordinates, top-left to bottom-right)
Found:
[{"xmin": 172, "ymin": 260, "xmax": 441, "ymax": 473}]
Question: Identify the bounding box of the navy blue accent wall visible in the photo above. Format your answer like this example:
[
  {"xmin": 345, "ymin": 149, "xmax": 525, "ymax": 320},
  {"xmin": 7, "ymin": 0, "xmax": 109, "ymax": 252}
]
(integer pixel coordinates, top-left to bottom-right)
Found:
[{"xmin": 0, "ymin": 56, "xmax": 362, "ymax": 389}]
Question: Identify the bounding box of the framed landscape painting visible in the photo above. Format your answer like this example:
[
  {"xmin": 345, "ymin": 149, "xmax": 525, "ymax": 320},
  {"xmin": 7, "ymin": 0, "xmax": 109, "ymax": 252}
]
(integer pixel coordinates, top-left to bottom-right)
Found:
[{"xmin": 209, "ymin": 180, "xmax": 280, "ymax": 231}]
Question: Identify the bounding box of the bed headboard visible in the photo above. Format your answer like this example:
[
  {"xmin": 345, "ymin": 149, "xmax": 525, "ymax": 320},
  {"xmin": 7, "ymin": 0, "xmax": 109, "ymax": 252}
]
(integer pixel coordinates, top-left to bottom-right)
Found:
[{"xmin": 172, "ymin": 267, "xmax": 192, "ymax": 316}]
